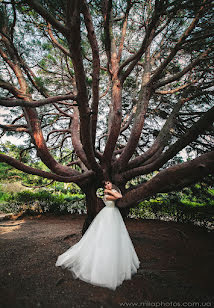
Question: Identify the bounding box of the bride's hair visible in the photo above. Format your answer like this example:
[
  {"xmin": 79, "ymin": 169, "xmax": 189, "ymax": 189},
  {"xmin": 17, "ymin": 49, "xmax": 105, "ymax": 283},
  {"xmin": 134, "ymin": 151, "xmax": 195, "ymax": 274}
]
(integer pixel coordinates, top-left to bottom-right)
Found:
[
  {"xmin": 102, "ymin": 181, "xmax": 121, "ymax": 194},
  {"xmin": 112, "ymin": 184, "xmax": 121, "ymax": 194}
]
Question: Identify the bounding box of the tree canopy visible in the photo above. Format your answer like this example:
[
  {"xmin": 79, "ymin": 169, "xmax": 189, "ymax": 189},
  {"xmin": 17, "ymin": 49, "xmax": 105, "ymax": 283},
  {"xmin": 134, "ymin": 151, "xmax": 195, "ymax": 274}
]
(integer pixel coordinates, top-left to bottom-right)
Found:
[{"xmin": 0, "ymin": 0, "xmax": 213, "ymax": 218}]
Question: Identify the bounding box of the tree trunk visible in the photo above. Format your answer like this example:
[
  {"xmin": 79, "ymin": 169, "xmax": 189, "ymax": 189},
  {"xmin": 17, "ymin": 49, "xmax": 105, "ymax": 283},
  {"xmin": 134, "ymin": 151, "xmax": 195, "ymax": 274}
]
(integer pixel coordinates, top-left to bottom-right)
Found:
[
  {"xmin": 117, "ymin": 206, "xmax": 130, "ymax": 220},
  {"xmin": 81, "ymin": 183, "xmax": 101, "ymax": 236}
]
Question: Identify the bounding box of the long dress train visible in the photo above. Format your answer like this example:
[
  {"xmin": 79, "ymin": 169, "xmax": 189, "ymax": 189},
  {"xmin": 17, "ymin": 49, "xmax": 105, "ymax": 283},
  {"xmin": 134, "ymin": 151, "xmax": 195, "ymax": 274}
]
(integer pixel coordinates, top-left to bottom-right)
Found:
[{"xmin": 55, "ymin": 190, "xmax": 140, "ymax": 290}]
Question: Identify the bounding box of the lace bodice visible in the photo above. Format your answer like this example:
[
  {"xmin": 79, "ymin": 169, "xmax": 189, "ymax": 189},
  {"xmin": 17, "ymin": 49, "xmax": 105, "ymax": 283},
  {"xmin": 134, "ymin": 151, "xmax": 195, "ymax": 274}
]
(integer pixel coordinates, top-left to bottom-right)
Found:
[
  {"xmin": 103, "ymin": 189, "xmax": 117, "ymax": 208},
  {"xmin": 103, "ymin": 198, "xmax": 115, "ymax": 208}
]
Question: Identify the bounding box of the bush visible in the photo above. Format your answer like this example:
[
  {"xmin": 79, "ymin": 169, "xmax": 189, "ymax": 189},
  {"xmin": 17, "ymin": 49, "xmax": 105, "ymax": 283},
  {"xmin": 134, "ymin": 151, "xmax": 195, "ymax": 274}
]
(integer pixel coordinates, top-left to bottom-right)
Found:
[
  {"xmin": 129, "ymin": 199, "xmax": 214, "ymax": 230},
  {"xmin": 0, "ymin": 191, "xmax": 11, "ymax": 202},
  {"xmin": 0, "ymin": 189, "xmax": 86, "ymax": 215},
  {"xmin": 0, "ymin": 182, "xmax": 27, "ymax": 194}
]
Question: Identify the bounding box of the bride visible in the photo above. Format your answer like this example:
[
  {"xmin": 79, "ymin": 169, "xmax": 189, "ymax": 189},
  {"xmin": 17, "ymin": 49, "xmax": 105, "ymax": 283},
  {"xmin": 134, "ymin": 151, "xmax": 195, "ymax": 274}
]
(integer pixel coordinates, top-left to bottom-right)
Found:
[{"xmin": 55, "ymin": 181, "xmax": 140, "ymax": 290}]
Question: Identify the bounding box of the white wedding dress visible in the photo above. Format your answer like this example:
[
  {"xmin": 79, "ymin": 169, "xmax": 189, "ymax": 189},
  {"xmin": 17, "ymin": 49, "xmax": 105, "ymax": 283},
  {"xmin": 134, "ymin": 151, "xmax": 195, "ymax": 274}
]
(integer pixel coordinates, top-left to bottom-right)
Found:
[{"xmin": 55, "ymin": 190, "xmax": 140, "ymax": 290}]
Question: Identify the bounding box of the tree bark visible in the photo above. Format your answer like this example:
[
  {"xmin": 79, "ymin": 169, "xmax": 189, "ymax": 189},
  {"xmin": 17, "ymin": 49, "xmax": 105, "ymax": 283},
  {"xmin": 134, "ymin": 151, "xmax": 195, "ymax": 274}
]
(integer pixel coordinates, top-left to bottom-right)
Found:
[{"xmin": 81, "ymin": 182, "xmax": 101, "ymax": 236}]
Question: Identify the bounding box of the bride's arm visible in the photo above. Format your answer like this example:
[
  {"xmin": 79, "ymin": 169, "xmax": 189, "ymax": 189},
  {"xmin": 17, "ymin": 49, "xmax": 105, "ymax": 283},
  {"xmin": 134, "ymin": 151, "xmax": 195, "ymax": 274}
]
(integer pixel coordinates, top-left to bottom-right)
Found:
[
  {"xmin": 104, "ymin": 194, "xmax": 118, "ymax": 201},
  {"xmin": 104, "ymin": 189, "xmax": 122, "ymax": 200}
]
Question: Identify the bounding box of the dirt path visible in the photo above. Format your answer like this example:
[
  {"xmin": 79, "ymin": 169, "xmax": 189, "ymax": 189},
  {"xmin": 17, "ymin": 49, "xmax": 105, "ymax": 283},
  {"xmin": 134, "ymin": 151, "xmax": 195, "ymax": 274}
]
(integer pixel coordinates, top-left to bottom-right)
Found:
[{"xmin": 0, "ymin": 213, "xmax": 213, "ymax": 308}]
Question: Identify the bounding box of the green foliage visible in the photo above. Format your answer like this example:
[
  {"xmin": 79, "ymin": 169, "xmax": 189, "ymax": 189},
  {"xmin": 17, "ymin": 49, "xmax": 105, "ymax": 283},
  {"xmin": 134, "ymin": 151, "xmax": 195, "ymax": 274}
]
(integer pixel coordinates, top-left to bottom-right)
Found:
[
  {"xmin": 129, "ymin": 193, "xmax": 214, "ymax": 230},
  {"xmin": 124, "ymin": 76, "xmax": 137, "ymax": 90},
  {"xmin": 0, "ymin": 141, "xmax": 82, "ymax": 188},
  {"xmin": 0, "ymin": 189, "xmax": 86, "ymax": 215},
  {"xmin": 0, "ymin": 181, "xmax": 26, "ymax": 195},
  {"xmin": 0, "ymin": 191, "xmax": 10, "ymax": 202},
  {"xmin": 0, "ymin": 6, "xmax": 7, "ymax": 31},
  {"xmin": 42, "ymin": 42, "xmax": 53, "ymax": 51},
  {"xmin": 127, "ymin": 174, "xmax": 214, "ymax": 231}
]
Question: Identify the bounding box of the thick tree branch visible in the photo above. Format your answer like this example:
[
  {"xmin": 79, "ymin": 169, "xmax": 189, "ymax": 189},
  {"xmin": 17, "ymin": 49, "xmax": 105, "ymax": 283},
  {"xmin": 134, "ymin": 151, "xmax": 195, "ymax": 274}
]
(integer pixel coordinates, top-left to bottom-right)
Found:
[
  {"xmin": 155, "ymin": 105, "xmax": 214, "ymax": 166},
  {"xmin": 117, "ymin": 150, "xmax": 214, "ymax": 208},
  {"xmin": 82, "ymin": 1, "xmax": 100, "ymax": 146},
  {"xmin": 0, "ymin": 79, "xmax": 24, "ymax": 98},
  {"xmin": 102, "ymin": 0, "xmax": 113, "ymax": 73},
  {"xmin": 65, "ymin": 1, "xmax": 102, "ymax": 175},
  {"xmin": 47, "ymin": 23, "xmax": 71, "ymax": 56},
  {"xmin": 0, "ymin": 153, "xmax": 94, "ymax": 184},
  {"xmin": 1, "ymin": 30, "xmax": 49, "ymax": 98},
  {"xmin": 25, "ymin": 0, "xmax": 69, "ymax": 35},
  {"xmin": 10, "ymin": 0, "xmax": 17, "ymax": 42},
  {"xmin": 69, "ymin": 107, "xmax": 90, "ymax": 170},
  {"xmin": 155, "ymin": 82, "xmax": 195, "ymax": 95},
  {"xmin": 0, "ymin": 123, "xmax": 29, "ymax": 132},
  {"xmin": 0, "ymin": 33, "xmax": 29, "ymax": 93},
  {"xmin": 20, "ymin": 103, "xmax": 82, "ymax": 177},
  {"xmin": 120, "ymin": 105, "xmax": 214, "ymax": 182},
  {"xmin": 0, "ymin": 45, "xmax": 15, "ymax": 70},
  {"xmin": 118, "ymin": 1, "xmax": 162, "ymax": 83},
  {"xmin": 125, "ymin": 100, "xmax": 184, "ymax": 171},
  {"xmin": 102, "ymin": 78, "xmax": 122, "ymax": 165},
  {"xmin": 120, "ymin": 105, "xmax": 137, "ymax": 134},
  {"xmin": 1, "ymin": 26, "xmax": 73, "ymax": 178},
  {"xmin": 117, "ymin": 0, "xmax": 132, "ymax": 62},
  {"xmin": 154, "ymin": 49, "xmax": 210, "ymax": 90},
  {"xmin": 114, "ymin": 46, "xmax": 152, "ymax": 171},
  {"xmin": 0, "ymin": 94, "xmax": 77, "ymax": 107}
]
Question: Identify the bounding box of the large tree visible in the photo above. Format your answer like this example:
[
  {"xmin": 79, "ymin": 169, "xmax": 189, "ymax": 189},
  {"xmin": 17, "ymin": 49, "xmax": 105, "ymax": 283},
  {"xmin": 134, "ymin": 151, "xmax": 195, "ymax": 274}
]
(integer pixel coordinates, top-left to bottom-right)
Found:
[{"xmin": 0, "ymin": 0, "xmax": 213, "ymax": 234}]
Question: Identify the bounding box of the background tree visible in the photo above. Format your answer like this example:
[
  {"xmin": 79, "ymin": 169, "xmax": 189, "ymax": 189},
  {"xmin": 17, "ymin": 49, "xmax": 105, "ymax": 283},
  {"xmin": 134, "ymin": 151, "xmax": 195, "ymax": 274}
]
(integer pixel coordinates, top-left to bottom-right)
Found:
[{"xmin": 0, "ymin": 0, "xmax": 213, "ymax": 234}]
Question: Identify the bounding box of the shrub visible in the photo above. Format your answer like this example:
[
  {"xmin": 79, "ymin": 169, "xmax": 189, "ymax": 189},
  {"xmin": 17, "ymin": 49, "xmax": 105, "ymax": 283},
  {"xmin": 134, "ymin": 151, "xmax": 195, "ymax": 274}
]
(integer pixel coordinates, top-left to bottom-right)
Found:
[
  {"xmin": 0, "ymin": 189, "xmax": 86, "ymax": 215},
  {"xmin": 129, "ymin": 199, "xmax": 214, "ymax": 230}
]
